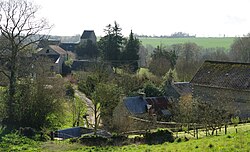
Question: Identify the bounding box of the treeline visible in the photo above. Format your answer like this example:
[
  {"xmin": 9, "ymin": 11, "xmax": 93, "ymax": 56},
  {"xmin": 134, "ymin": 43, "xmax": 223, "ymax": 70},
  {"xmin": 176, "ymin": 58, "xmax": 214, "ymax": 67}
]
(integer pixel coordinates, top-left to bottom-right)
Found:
[
  {"xmin": 147, "ymin": 34, "xmax": 250, "ymax": 81},
  {"xmin": 135, "ymin": 32, "xmax": 196, "ymax": 38}
]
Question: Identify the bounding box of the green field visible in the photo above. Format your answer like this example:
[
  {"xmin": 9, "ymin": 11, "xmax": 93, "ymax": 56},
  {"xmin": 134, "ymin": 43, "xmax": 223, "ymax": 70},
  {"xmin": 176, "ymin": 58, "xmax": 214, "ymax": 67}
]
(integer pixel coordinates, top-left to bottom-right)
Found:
[
  {"xmin": 139, "ymin": 37, "xmax": 235, "ymax": 49},
  {"xmin": 1, "ymin": 123, "xmax": 249, "ymax": 151}
]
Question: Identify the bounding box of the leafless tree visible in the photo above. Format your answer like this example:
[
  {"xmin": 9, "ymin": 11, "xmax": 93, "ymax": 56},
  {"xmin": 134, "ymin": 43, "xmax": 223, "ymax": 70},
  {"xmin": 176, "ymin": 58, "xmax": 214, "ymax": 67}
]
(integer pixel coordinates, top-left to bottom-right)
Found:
[{"xmin": 0, "ymin": 0, "xmax": 51, "ymax": 126}]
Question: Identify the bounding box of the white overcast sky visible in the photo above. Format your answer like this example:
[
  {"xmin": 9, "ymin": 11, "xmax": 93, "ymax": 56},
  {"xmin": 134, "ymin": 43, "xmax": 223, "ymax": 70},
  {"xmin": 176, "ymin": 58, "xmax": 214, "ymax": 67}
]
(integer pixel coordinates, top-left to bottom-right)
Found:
[{"xmin": 34, "ymin": 0, "xmax": 250, "ymax": 37}]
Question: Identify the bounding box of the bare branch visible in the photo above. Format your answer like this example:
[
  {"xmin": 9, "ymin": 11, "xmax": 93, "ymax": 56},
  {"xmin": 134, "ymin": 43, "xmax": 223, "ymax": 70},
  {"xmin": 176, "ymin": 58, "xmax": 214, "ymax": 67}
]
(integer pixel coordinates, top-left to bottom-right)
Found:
[{"xmin": 0, "ymin": 70, "xmax": 10, "ymax": 80}]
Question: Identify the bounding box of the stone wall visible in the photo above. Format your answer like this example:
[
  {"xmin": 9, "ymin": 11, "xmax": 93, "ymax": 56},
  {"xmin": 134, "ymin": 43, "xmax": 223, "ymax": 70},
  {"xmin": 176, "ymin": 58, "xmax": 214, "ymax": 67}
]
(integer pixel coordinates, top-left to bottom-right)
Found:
[{"xmin": 192, "ymin": 85, "xmax": 250, "ymax": 118}]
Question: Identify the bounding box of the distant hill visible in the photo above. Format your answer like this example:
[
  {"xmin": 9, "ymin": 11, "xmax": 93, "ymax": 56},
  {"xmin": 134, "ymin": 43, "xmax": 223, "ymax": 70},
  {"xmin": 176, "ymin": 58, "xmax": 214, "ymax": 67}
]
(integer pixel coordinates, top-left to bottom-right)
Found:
[{"xmin": 139, "ymin": 37, "xmax": 235, "ymax": 50}]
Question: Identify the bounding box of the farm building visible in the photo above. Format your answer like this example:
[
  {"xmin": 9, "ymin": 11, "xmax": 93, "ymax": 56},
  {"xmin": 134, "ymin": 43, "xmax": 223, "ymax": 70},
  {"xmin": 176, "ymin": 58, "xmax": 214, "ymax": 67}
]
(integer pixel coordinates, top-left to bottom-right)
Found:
[
  {"xmin": 190, "ymin": 60, "xmax": 250, "ymax": 119},
  {"xmin": 113, "ymin": 96, "xmax": 173, "ymax": 132},
  {"xmin": 36, "ymin": 45, "xmax": 68, "ymax": 74},
  {"xmin": 80, "ymin": 30, "xmax": 97, "ymax": 45}
]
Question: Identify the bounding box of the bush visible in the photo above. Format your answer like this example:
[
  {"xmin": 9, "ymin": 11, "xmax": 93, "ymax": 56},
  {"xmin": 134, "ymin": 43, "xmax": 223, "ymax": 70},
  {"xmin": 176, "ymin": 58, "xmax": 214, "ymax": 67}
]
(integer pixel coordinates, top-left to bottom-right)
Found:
[
  {"xmin": 175, "ymin": 137, "xmax": 182, "ymax": 143},
  {"xmin": 144, "ymin": 129, "xmax": 174, "ymax": 145},
  {"xmin": 109, "ymin": 134, "xmax": 128, "ymax": 146},
  {"xmin": 65, "ymin": 84, "xmax": 75, "ymax": 98},
  {"xmin": 79, "ymin": 135, "xmax": 108, "ymax": 146},
  {"xmin": 0, "ymin": 132, "xmax": 39, "ymax": 151},
  {"xmin": 143, "ymin": 82, "xmax": 163, "ymax": 97},
  {"xmin": 19, "ymin": 127, "xmax": 35, "ymax": 138}
]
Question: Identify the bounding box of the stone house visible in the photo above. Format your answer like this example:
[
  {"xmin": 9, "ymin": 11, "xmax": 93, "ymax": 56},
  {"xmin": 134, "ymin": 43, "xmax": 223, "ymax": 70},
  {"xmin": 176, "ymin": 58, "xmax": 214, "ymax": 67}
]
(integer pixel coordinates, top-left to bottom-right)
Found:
[
  {"xmin": 37, "ymin": 45, "xmax": 68, "ymax": 74},
  {"xmin": 113, "ymin": 96, "xmax": 172, "ymax": 132},
  {"xmin": 190, "ymin": 60, "xmax": 250, "ymax": 119}
]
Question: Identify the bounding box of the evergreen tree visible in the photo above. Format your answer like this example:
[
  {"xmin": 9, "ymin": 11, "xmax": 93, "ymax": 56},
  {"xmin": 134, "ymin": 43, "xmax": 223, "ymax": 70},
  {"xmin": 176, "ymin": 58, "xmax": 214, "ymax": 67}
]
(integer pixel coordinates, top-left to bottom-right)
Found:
[
  {"xmin": 122, "ymin": 30, "xmax": 140, "ymax": 72},
  {"xmin": 76, "ymin": 40, "xmax": 99, "ymax": 59},
  {"xmin": 98, "ymin": 21, "xmax": 124, "ymax": 68}
]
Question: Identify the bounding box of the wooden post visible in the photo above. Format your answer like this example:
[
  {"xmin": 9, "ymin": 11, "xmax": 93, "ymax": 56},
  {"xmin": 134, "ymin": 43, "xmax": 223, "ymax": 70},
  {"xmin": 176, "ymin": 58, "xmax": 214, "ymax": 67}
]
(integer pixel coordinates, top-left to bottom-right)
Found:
[
  {"xmin": 193, "ymin": 124, "xmax": 196, "ymax": 137},
  {"xmin": 196, "ymin": 128, "xmax": 198, "ymax": 139},
  {"xmin": 225, "ymin": 124, "xmax": 227, "ymax": 135}
]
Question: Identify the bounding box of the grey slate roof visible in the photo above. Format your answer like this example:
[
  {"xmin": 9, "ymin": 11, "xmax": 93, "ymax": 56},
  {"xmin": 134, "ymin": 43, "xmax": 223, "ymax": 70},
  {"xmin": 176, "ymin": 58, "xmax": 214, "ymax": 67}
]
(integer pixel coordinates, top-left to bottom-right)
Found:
[
  {"xmin": 124, "ymin": 96, "xmax": 147, "ymax": 115},
  {"xmin": 59, "ymin": 42, "xmax": 78, "ymax": 52},
  {"xmin": 124, "ymin": 96, "xmax": 171, "ymax": 116},
  {"xmin": 80, "ymin": 30, "xmax": 95, "ymax": 39},
  {"xmin": 190, "ymin": 60, "xmax": 250, "ymax": 91}
]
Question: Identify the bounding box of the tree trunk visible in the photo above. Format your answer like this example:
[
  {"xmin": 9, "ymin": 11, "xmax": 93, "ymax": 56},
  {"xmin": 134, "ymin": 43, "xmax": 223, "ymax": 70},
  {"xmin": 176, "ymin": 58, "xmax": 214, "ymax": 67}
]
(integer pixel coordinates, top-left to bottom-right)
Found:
[
  {"xmin": 6, "ymin": 56, "xmax": 17, "ymax": 127},
  {"xmin": 94, "ymin": 104, "xmax": 98, "ymax": 136}
]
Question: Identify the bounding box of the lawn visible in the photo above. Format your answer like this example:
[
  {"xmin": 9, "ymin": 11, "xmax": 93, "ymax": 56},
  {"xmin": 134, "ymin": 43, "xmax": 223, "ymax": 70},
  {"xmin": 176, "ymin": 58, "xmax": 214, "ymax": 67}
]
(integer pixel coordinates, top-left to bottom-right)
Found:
[{"xmin": 139, "ymin": 37, "xmax": 235, "ymax": 49}]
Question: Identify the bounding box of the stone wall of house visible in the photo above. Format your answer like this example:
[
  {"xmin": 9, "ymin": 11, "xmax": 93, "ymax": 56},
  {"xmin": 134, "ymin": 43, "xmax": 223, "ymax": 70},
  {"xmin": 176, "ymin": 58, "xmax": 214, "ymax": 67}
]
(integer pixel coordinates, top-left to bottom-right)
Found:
[
  {"xmin": 192, "ymin": 85, "xmax": 250, "ymax": 118},
  {"xmin": 113, "ymin": 100, "xmax": 159, "ymax": 133}
]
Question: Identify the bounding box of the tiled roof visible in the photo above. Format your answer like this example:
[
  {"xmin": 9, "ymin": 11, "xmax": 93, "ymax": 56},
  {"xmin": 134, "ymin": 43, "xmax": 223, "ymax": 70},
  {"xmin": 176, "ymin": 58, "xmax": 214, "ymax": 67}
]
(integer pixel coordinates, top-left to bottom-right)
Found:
[
  {"xmin": 49, "ymin": 45, "xmax": 67, "ymax": 55},
  {"xmin": 191, "ymin": 60, "xmax": 250, "ymax": 91},
  {"xmin": 145, "ymin": 96, "xmax": 171, "ymax": 115},
  {"xmin": 80, "ymin": 30, "xmax": 95, "ymax": 39}
]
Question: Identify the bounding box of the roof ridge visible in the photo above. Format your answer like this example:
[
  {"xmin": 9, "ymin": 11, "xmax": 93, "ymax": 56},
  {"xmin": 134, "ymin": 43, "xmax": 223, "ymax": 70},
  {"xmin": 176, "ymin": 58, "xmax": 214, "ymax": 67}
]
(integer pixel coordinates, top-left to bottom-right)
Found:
[{"xmin": 204, "ymin": 60, "xmax": 250, "ymax": 65}]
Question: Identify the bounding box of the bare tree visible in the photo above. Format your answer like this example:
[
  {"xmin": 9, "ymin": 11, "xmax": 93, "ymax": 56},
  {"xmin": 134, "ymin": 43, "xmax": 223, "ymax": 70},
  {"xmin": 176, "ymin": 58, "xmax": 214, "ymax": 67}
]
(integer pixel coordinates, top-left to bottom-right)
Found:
[
  {"xmin": 229, "ymin": 34, "xmax": 250, "ymax": 63},
  {"xmin": 0, "ymin": 0, "xmax": 51, "ymax": 126}
]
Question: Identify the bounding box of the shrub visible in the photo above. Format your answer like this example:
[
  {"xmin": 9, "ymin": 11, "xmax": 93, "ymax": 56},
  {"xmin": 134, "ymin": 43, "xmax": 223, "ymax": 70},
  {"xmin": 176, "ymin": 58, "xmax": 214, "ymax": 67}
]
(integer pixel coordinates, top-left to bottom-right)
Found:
[
  {"xmin": 19, "ymin": 127, "xmax": 35, "ymax": 138},
  {"xmin": 144, "ymin": 129, "xmax": 174, "ymax": 145},
  {"xmin": 175, "ymin": 137, "xmax": 182, "ymax": 143},
  {"xmin": 65, "ymin": 84, "xmax": 75, "ymax": 98},
  {"xmin": 109, "ymin": 134, "xmax": 128, "ymax": 146},
  {"xmin": 143, "ymin": 82, "xmax": 163, "ymax": 97},
  {"xmin": 79, "ymin": 135, "xmax": 108, "ymax": 146},
  {"xmin": 0, "ymin": 132, "xmax": 39, "ymax": 151}
]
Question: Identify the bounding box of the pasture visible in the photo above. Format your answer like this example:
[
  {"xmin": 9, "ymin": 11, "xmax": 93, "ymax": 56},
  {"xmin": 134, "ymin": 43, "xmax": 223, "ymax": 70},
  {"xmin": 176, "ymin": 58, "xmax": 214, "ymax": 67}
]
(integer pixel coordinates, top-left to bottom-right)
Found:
[
  {"xmin": 39, "ymin": 123, "xmax": 250, "ymax": 152},
  {"xmin": 139, "ymin": 37, "xmax": 235, "ymax": 49}
]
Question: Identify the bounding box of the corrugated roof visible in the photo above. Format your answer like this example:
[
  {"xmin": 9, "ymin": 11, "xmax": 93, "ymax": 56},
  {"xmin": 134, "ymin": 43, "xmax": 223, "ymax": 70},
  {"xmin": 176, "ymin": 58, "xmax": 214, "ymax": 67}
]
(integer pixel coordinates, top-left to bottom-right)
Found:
[
  {"xmin": 191, "ymin": 60, "xmax": 250, "ymax": 91},
  {"xmin": 49, "ymin": 45, "xmax": 67, "ymax": 55},
  {"xmin": 80, "ymin": 30, "xmax": 95, "ymax": 39}
]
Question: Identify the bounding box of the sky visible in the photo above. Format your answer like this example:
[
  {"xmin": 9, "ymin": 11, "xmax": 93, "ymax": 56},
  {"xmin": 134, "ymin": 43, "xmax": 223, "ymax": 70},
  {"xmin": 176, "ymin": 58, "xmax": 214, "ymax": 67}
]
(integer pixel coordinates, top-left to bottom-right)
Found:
[{"xmin": 34, "ymin": 0, "xmax": 250, "ymax": 37}]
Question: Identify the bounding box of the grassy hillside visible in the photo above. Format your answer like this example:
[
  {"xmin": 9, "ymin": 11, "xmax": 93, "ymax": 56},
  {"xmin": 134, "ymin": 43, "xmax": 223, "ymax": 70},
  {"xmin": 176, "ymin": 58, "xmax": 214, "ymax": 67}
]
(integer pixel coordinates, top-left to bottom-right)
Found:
[
  {"xmin": 139, "ymin": 37, "xmax": 235, "ymax": 49},
  {"xmin": 40, "ymin": 123, "xmax": 250, "ymax": 152}
]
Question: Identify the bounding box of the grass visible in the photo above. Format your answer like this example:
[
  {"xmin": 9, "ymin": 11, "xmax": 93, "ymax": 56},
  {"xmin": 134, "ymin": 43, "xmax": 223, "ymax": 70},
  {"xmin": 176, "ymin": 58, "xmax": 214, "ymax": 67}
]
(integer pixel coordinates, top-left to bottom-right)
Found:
[
  {"xmin": 40, "ymin": 123, "xmax": 250, "ymax": 152},
  {"xmin": 139, "ymin": 37, "xmax": 235, "ymax": 49}
]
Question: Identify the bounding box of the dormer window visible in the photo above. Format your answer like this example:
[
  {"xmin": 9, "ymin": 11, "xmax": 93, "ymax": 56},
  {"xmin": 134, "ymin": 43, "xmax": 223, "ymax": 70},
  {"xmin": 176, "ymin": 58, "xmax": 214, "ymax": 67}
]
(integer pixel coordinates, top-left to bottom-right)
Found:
[{"xmin": 46, "ymin": 49, "xmax": 49, "ymax": 53}]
